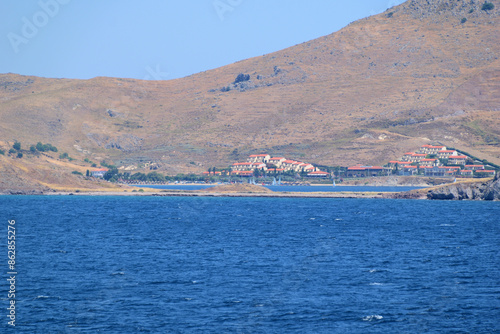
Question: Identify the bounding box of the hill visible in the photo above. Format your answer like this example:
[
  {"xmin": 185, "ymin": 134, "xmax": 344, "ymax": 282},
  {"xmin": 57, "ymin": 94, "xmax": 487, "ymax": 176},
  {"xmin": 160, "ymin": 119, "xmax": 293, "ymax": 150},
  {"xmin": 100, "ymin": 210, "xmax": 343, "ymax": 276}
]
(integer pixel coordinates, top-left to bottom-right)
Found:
[{"xmin": 1, "ymin": 0, "xmax": 499, "ymax": 191}]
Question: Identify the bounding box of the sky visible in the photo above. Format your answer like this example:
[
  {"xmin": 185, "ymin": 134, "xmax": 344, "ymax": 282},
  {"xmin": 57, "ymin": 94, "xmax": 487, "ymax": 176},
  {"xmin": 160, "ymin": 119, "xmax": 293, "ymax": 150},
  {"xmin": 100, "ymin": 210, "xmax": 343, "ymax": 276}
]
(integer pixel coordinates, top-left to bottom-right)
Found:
[{"xmin": 0, "ymin": 0, "xmax": 406, "ymax": 80}]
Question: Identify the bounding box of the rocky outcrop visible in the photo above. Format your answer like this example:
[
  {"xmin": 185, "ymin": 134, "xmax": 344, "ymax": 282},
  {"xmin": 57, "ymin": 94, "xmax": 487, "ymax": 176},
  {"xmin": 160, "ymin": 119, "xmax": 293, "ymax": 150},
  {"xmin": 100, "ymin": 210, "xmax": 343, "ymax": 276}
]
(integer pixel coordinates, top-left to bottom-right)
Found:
[{"xmin": 427, "ymin": 174, "xmax": 500, "ymax": 200}]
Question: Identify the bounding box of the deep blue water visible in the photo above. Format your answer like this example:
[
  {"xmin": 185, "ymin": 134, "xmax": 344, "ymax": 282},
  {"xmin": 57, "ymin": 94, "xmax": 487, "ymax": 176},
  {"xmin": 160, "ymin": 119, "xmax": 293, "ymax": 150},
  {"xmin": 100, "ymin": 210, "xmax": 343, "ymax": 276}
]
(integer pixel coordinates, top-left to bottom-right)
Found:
[
  {"xmin": 1, "ymin": 196, "xmax": 499, "ymax": 333},
  {"xmin": 135, "ymin": 184, "xmax": 423, "ymax": 193}
]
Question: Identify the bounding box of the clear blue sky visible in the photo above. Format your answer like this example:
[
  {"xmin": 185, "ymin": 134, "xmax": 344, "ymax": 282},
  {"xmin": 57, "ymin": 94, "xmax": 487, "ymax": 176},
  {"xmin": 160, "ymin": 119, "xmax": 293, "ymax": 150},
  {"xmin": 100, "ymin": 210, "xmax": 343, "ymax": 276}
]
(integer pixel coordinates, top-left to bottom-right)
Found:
[{"xmin": 1, "ymin": 0, "xmax": 406, "ymax": 80}]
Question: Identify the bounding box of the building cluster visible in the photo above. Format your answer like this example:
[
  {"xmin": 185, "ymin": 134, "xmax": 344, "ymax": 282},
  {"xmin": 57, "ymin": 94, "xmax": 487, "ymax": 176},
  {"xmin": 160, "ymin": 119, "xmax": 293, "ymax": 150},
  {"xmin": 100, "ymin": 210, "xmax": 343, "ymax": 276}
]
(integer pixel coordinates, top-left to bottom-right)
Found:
[
  {"xmin": 387, "ymin": 145, "xmax": 496, "ymax": 177},
  {"xmin": 221, "ymin": 154, "xmax": 329, "ymax": 177}
]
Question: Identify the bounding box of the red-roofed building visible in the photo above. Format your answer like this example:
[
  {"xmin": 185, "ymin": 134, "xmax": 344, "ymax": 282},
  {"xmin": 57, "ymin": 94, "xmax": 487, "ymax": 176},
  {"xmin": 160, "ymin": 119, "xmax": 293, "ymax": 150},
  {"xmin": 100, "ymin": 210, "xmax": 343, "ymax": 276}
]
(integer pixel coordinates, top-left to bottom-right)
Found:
[
  {"xmin": 420, "ymin": 145, "xmax": 446, "ymax": 155},
  {"xmin": 437, "ymin": 150, "xmax": 458, "ymax": 159},
  {"xmin": 420, "ymin": 158, "xmax": 438, "ymax": 167},
  {"xmin": 461, "ymin": 170, "xmax": 473, "ymax": 177},
  {"xmin": 402, "ymin": 152, "xmax": 415, "ymax": 161},
  {"xmin": 268, "ymin": 157, "xmax": 286, "ymax": 168},
  {"xmin": 448, "ymin": 155, "xmax": 468, "ymax": 165},
  {"xmin": 247, "ymin": 154, "xmax": 270, "ymax": 163},
  {"xmin": 408, "ymin": 154, "xmax": 426, "ymax": 163}
]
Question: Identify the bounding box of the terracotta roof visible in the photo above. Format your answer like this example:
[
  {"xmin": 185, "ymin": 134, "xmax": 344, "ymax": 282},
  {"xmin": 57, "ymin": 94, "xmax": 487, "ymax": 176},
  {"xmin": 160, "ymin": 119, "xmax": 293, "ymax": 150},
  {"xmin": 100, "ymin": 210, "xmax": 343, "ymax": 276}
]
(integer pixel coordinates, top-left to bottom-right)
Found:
[
  {"xmin": 404, "ymin": 152, "xmax": 415, "ymax": 155},
  {"xmin": 449, "ymin": 155, "xmax": 467, "ymax": 159},
  {"xmin": 308, "ymin": 171, "xmax": 329, "ymax": 175},
  {"xmin": 439, "ymin": 150, "xmax": 456, "ymax": 153},
  {"xmin": 249, "ymin": 154, "xmax": 268, "ymax": 157},
  {"xmin": 269, "ymin": 157, "xmax": 285, "ymax": 160},
  {"xmin": 283, "ymin": 160, "xmax": 296, "ymax": 164},
  {"xmin": 348, "ymin": 167, "xmax": 366, "ymax": 170},
  {"xmin": 404, "ymin": 166, "xmax": 418, "ymax": 169}
]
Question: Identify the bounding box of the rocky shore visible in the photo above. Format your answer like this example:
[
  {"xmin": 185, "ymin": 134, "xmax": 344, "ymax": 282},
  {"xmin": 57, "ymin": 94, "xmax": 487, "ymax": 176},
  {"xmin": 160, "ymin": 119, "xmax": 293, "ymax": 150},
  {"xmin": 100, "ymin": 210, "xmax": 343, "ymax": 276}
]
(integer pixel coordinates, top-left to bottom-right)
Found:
[{"xmin": 426, "ymin": 175, "xmax": 500, "ymax": 201}]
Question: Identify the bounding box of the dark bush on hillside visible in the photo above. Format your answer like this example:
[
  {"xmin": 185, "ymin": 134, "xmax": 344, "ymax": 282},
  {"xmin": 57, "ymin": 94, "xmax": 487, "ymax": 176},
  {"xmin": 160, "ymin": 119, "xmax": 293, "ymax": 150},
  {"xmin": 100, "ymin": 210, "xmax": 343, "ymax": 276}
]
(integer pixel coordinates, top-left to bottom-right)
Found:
[
  {"xmin": 234, "ymin": 73, "xmax": 250, "ymax": 84},
  {"xmin": 482, "ymin": 2, "xmax": 494, "ymax": 11},
  {"xmin": 13, "ymin": 142, "xmax": 21, "ymax": 151},
  {"xmin": 36, "ymin": 142, "xmax": 58, "ymax": 152}
]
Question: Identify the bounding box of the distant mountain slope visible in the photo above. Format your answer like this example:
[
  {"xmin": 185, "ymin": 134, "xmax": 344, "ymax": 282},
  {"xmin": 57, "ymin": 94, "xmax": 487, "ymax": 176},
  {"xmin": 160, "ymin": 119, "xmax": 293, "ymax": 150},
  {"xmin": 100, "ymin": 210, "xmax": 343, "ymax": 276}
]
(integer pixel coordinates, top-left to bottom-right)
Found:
[{"xmin": 1, "ymin": 0, "xmax": 499, "ymax": 179}]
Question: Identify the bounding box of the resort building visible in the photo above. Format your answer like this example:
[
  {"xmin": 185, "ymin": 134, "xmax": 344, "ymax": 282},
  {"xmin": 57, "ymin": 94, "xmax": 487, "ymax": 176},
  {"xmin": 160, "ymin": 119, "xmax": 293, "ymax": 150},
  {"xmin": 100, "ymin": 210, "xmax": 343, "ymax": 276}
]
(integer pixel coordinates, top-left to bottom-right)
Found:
[
  {"xmin": 465, "ymin": 165, "xmax": 485, "ymax": 171},
  {"xmin": 91, "ymin": 169, "xmax": 108, "ymax": 178},
  {"xmin": 247, "ymin": 154, "xmax": 270, "ymax": 163},
  {"xmin": 437, "ymin": 150, "xmax": 458, "ymax": 159},
  {"xmin": 448, "ymin": 155, "xmax": 468, "ymax": 165}
]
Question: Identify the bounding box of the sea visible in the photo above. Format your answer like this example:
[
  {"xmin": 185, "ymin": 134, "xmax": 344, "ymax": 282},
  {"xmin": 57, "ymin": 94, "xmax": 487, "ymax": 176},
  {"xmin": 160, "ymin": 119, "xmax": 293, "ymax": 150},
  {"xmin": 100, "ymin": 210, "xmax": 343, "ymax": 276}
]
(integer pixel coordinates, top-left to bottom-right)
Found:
[{"xmin": 1, "ymin": 195, "xmax": 499, "ymax": 333}]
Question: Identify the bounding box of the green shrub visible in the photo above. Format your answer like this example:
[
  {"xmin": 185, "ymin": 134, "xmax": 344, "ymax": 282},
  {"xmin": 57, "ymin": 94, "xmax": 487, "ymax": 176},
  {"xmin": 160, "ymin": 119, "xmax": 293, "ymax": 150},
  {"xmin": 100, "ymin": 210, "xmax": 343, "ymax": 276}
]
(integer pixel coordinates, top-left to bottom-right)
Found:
[
  {"xmin": 59, "ymin": 152, "xmax": 69, "ymax": 159},
  {"xmin": 13, "ymin": 142, "xmax": 21, "ymax": 151},
  {"xmin": 482, "ymin": 2, "xmax": 494, "ymax": 11},
  {"xmin": 72, "ymin": 171, "xmax": 83, "ymax": 175},
  {"xmin": 17, "ymin": 152, "xmax": 23, "ymax": 158},
  {"xmin": 0, "ymin": 149, "xmax": 4, "ymax": 155},
  {"xmin": 387, "ymin": 12, "xmax": 394, "ymax": 18},
  {"xmin": 9, "ymin": 149, "xmax": 16, "ymax": 154},
  {"xmin": 30, "ymin": 145, "xmax": 36, "ymax": 152},
  {"xmin": 461, "ymin": 17, "xmax": 467, "ymax": 23},
  {"xmin": 234, "ymin": 73, "xmax": 250, "ymax": 84}
]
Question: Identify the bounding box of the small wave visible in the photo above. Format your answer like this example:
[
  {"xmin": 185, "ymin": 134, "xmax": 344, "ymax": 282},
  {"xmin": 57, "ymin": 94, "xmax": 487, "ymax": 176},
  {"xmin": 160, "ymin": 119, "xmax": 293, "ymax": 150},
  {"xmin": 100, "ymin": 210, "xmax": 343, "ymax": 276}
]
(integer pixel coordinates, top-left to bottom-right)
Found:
[
  {"xmin": 310, "ymin": 218, "xmax": 316, "ymax": 220},
  {"xmin": 363, "ymin": 315, "xmax": 383, "ymax": 321},
  {"xmin": 111, "ymin": 272, "xmax": 125, "ymax": 276},
  {"xmin": 35, "ymin": 296, "xmax": 50, "ymax": 299},
  {"xmin": 369, "ymin": 269, "xmax": 377, "ymax": 273},
  {"xmin": 440, "ymin": 224, "xmax": 456, "ymax": 227},
  {"xmin": 335, "ymin": 218, "xmax": 343, "ymax": 221},
  {"xmin": 369, "ymin": 282, "xmax": 384, "ymax": 286}
]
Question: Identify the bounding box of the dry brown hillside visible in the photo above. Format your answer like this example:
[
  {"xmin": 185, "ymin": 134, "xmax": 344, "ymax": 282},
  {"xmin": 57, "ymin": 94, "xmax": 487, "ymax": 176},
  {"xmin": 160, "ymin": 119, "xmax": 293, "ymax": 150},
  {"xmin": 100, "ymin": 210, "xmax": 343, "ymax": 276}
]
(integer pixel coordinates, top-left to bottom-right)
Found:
[{"xmin": 1, "ymin": 0, "xmax": 499, "ymax": 189}]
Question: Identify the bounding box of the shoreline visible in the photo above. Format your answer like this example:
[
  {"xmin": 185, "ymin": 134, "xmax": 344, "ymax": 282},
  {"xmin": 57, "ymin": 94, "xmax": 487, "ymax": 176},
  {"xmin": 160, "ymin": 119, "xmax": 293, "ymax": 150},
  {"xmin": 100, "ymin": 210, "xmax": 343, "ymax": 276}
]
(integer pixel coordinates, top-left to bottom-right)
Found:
[{"xmin": 2, "ymin": 190, "xmax": 421, "ymax": 199}]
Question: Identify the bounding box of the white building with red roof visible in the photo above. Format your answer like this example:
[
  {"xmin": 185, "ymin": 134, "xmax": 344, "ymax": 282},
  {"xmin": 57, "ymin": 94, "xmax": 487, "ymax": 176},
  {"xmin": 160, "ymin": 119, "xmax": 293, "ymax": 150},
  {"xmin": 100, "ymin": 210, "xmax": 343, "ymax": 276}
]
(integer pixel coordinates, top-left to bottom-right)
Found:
[
  {"xmin": 448, "ymin": 155, "xmax": 468, "ymax": 165},
  {"xmin": 247, "ymin": 154, "xmax": 270, "ymax": 163}
]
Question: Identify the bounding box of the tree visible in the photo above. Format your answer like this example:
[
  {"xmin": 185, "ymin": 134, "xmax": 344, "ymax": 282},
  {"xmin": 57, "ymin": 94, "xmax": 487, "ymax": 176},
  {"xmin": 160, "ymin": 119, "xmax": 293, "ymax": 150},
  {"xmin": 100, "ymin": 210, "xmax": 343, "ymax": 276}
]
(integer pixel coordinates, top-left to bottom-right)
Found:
[
  {"xmin": 482, "ymin": 2, "xmax": 494, "ymax": 11},
  {"xmin": 234, "ymin": 73, "xmax": 250, "ymax": 84},
  {"xmin": 13, "ymin": 142, "xmax": 21, "ymax": 151},
  {"xmin": 103, "ymin": 168, "xmax": 119, "ymax": 181},
  {"xmin": 30, "ymin": 145, "xmax": 36, "ymax": 153},
  {"xmin": 9, "ymin": 149, "xmax": 16, "ymax": 154},
  {"xmin": 0, "ymin": 149, "xmax": 4, "ymax": 155},
  {"xmin": 86, "ymin": 169, "xmax": 90, "ymax": 177},
  {"xmin": 36, "ymin": 142, "xmax": 44, "ymax": 151},
  {"xmin": 17, "ymin": 152, "xmax": 23, "ymax": 158}
]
